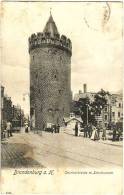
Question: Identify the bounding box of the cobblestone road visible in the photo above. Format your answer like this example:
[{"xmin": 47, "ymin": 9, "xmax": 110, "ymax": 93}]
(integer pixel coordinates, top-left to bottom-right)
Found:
[
  {"xmin": 1, "ymin": 140, "xmax": 43, "ymax": 168},
  {"xmin": 1, "ymin": 128, "xmax": 123, "ymax": 168}
]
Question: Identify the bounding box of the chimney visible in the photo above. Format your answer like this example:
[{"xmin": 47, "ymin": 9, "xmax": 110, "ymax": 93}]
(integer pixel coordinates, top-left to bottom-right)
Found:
[{"xmin": 83, "ymin": 83, "xmax": 87, "ymax": 93}]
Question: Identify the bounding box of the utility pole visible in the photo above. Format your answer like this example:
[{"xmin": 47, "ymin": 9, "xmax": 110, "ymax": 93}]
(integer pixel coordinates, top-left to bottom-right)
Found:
[{"xmin": 86, "ymin": 104, "xmax": 88, "ymax": 125}]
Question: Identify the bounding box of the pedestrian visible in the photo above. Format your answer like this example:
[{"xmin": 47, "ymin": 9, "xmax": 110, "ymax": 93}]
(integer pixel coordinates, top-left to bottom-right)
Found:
[
  {"xmin": 112, "ymin": 128, "xmax": 117, "ymax": 141},
  {"xmin": 117, "ymin": 128, "xmax": 121, "ymax": 141},
  {"xmin": 102, "ymin": 123, "xmax": 106, "ymax": 140},
  {"xmin": 102, "ymin": 125, "xmax": 107, "ymax": 140},
  {"xmin": 54, "ymin": 124, "xmax": 57, "ymax": 133},
  {"xmin": 88, "ymin": 123, "xmax": 92, "ymax": 138},
  {"xmin": 75, "ymin": 122, "xmax": 78, "ymax": 136},
  {"xmin": 57, "ymin": 124, "xmax": 60, "ymax": 133},
  {"xmin": 6, "ymin": 121, "xmax": 12, "ymax": 137},
  {"xmin": 84, "ymin": 125, "xmax": 88, "ymax": 138},
  {"xmin": 51, "ymin": 124, "xmax": 54, "ymax": 133},
  {"xmin": 25, "ymin": 123, "xmax": 29, "ymax": 133},
  {"xmin": 91, "ymin": 125, "xmax": 98, "ymax": 141},
  {"xmin": 96, "ymin": 123, "xmax": 100, "ymax": 140},
  {"xmin": 10, "ymin": 122, "xmax": 13, "ymax": 136}
]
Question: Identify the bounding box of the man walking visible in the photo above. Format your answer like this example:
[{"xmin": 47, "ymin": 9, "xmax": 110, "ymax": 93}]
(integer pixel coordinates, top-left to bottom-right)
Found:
[
  {"xmin": 112, "ymin": 127, "xmax": 117, "ymax": 141},
  {"xmin": 84, "ymin": 124, "xmax": 88, "ymax": 138},
  {"xmin": 102, "ymin": 126, "xmax": 107, "ymax": 140},
  {"xmin": 57, "ymin": 124, "xmax": 60, "ymax": 133},
  {"xmin": 75, "ymin": 122, "xmax": 78, "ymax": 136},
  {"xmin": 25, "ymin": 123, "xmax": 29, "ymax": 133},
  {"xmin": 96, "ymin": 122, "xmax": 101, "ymax": 140},
  {"xmin": 6, "ymin": 121, "xmax": 12, "ymax": 137},
  {"xmin": 88, "ymin": 123, "xmax": 92, "ymax": 138}
]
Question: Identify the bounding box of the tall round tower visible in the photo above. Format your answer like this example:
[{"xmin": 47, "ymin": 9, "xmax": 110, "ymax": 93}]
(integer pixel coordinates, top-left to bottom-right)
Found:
[{"xmin": 29, "ymin": 13, "xmax": 72, "ymax": 130}]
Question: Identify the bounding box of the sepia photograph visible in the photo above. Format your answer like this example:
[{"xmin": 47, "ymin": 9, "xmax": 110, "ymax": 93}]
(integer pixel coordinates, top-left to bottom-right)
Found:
[{"xmin": 1, "ymin": 1, "xmax": 123, "ymax": 194}]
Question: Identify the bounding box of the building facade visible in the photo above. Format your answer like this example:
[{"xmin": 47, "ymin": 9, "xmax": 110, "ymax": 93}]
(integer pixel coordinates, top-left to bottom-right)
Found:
[
  {"xmin": 74, "ymin": 84, "xmax": 96, "ymax": 102},
  {"xmin": 29, "ymin": 13, "xmax": 72, "ymax": 129},
  {"xmin": 12, "ymin": 105, "xmax": 24, "ymax": 127},
  {"xmin": 110, "ymin": 94, "xmax": 123, "ymax": 123},
  {"xmin": 73, "ymin": 85, "xmax": 123, "ymax": 127},
  {"xmin": 1, "ymin": 85, "xmax": 25, "ymax": 131}
]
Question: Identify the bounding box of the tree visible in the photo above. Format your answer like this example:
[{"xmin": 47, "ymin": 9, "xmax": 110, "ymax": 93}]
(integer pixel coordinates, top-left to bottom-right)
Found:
[
  {"xmin": 71, "ymin": 101, "xmax": 81, "ymax": 116},
  {"xmin": 92, "ymin": 89, "xmax": 110, "ymax": 116},
  {"xmin": 75, "ymin": 89, "xmax": 110, "ymax": 126},
  {"xmin": 77, "ymin": 97, "xmax": 95, "ymax": 125}
]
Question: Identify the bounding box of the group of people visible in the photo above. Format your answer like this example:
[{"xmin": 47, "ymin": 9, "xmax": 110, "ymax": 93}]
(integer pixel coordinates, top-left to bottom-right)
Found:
[
  {"xmin": 74, "ymin": 122, "xmax": 107, "ymax": 141},
  {"xmin": 2, "ymin": 121, "xmax": 13, "ymax": 139},
  {"xmin": 50, "ymin": 124, "xmax": 60, "ymax": 133},
  {"xmin": 2, "ymin": 120, "xmax": 30, "ymax": 140},
  {"xmin": 112, "ymin": 127, "xmax": 122, "ymax": 141}
]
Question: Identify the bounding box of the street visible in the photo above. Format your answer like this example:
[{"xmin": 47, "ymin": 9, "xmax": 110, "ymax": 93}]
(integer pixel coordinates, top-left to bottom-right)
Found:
[{"xmin": 1, "ymin": 128, "xmax": 123, "ymax": 168}]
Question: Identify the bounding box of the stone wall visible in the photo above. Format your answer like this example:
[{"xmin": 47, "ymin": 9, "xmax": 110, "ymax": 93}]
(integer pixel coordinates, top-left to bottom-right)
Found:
[{"xmin": 30, "ymin": 44, "xmax": 72, "ymax": 129}]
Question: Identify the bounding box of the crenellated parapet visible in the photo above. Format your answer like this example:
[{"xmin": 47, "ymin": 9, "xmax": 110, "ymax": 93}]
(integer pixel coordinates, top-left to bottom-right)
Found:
[{"xmin": 28, "ymin": 32, "xmax": 72, "ymax": 55}]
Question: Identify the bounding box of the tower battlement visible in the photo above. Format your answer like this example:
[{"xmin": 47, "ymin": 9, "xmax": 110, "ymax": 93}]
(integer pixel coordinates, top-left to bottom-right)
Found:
[{"xmin": 29, "ymin": 32, "xmax": 72, "ymax": 55}]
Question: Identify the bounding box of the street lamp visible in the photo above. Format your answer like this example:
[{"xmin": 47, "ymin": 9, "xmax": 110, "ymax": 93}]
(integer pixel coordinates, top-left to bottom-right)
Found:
[{"xmin": 86, "ymin": 104, "xmax": 90, "ymax": 125}]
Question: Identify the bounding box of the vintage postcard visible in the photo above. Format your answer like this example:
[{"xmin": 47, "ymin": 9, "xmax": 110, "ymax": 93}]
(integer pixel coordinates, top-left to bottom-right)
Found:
[{"xmin": 0, "ymin": 1, "xmax": 123, "ymax": 194}]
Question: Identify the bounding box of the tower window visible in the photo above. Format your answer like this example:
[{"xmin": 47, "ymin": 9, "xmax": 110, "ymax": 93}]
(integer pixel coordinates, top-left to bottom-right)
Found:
[
  {"xmin": 112, "ymin": 112, "xmax": 115, "ymax": 117},
  {"xmin": 105, "ymin": 115, "xmax": 107, "ymax": 120},
  {"xmin": 119, "ymin": 103, "xmax": 121, "ymax": 108},
  {"xmin": 105, "ymin": 107, "xmax": 107, "ymax": 112},
  {"xmin": 58, "ymin": 90, "xmax": 61, "ymax": 94},
  {"xmin": 54, "ymin": 75, "xmax": 57, "ymax": 79}
]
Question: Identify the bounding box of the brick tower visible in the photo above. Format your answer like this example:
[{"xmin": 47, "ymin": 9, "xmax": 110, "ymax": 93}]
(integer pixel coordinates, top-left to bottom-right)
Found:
[{"xmin": 29, "ymin": 13, "xmax": 72, "ymax": 130}]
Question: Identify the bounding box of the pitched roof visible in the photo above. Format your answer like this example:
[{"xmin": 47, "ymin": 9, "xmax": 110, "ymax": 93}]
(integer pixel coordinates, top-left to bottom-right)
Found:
[
  {"xmin": 43, "ymin": 14, "xmax": 59, "ymax": 37},
  {"xmin": 64, "ymin": 117, "xmax": 83, "ymax": 124}
]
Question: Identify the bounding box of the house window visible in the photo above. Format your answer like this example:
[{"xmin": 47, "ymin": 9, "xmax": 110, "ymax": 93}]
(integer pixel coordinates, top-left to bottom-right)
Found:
[
  {"xmin": 105, "ymin": 115, "xmax": 107, "ymax": 120},
  {"xmin": 112, "ymin": 112, "xmax": 115, "ymax": 117},
  {"xmin": 118, "ymin": 112, "xmax": 120, "ymax": 117},
  {"xmin": 119, "ymin": 103, "xmax": 121, "ymax": 108},
  {"xmin": 105, "ymin": 107, "xmax": 107, "ymax": 112}
]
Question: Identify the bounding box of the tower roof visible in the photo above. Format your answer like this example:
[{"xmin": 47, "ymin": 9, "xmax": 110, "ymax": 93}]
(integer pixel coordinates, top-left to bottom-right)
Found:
[{"xmin": 43, "ymin": 13, "xmax": 59, "ymax": 37}]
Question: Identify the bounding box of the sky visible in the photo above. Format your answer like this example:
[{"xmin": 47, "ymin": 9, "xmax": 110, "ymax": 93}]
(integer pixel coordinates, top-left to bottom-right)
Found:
[{"xmin": 1, "ymin": 2, "xmax": 123, "ymax": 114}]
